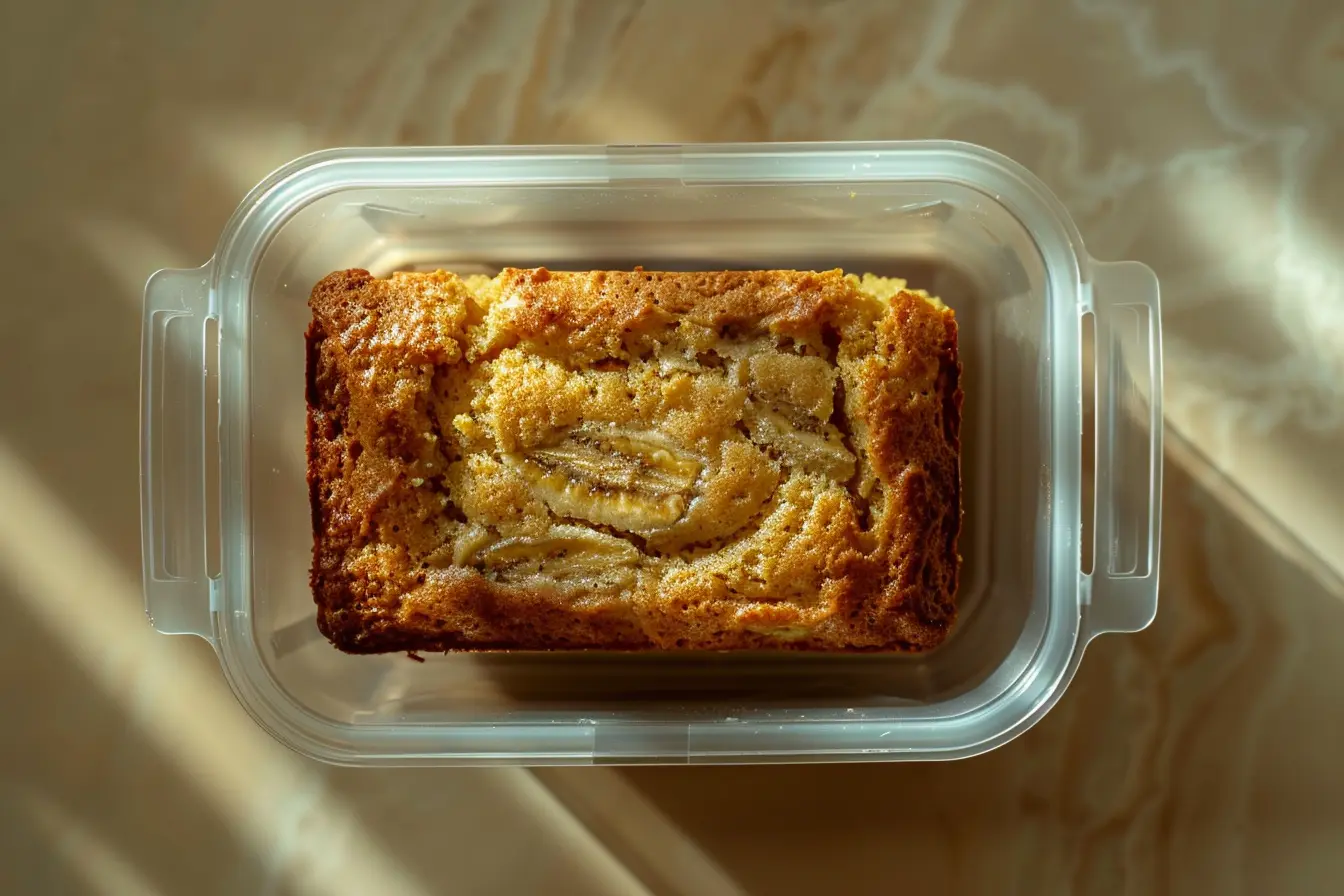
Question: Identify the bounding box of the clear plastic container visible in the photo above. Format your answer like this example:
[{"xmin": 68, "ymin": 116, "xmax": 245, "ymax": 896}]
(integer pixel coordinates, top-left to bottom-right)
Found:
[{"xmin": 140, "ymin": 142, "xmax": 1162, "ymax": 765}]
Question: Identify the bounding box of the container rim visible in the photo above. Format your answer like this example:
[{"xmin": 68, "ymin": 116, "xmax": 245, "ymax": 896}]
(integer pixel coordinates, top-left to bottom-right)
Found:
[{"xmin": 208, "ymin": 140, "xmax": 1092, "ymax": 305}]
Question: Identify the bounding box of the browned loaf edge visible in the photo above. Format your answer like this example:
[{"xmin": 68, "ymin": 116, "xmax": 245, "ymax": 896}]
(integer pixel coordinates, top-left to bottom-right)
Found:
[{"xmin": 306, "ymin": 268, "xmax": 962, "ymax": 653}]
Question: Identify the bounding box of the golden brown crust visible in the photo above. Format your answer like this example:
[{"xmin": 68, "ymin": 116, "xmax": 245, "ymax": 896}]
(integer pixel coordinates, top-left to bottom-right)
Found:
[{"xmin": 307, "ymin": 267, "xmax": 961, "ymax": 653}]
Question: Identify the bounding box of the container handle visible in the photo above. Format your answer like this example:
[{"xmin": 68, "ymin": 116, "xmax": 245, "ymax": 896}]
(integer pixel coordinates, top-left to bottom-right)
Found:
[
  {"xmin": 1085, "ymin": 261, "xmax": 1163, "ymax": 636},
  {"xmin": 140, "ymin": 266, "xmax": 214, "ymax": 639}
]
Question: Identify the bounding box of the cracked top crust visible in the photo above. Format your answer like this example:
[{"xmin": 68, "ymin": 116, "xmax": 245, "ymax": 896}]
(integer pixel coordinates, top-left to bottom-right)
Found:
[{"xmin": 306, "ymin": 267, "xmax": 962, "ymax": 652}]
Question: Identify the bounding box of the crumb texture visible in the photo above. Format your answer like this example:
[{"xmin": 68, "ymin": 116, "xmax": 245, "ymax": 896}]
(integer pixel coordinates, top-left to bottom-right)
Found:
[{"xmin": 307, "ymin": 267, "xmax": 962, "ymax": 652}]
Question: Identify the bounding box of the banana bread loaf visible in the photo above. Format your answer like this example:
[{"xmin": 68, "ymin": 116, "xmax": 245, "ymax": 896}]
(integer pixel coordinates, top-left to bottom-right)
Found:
[{"xmin": 306, "ymin": 267, "xmax": 961, "ymax": 652}]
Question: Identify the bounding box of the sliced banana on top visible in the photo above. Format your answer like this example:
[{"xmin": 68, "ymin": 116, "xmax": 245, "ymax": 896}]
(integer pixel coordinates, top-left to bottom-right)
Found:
[
  {"xmin": 504, "ymin": 427, "xmax": 703, "ymax": 533},
  {"xmin": 743, "ymin": 402, "xmax": 856, "ymax": 482},
  {"xmin": 475, "ymin": 525, "xmax": 640, "ymax": 589}
]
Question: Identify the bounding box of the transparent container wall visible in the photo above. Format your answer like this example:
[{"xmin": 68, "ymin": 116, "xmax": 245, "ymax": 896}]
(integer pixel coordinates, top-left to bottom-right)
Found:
[{"xmin": 242, "ymin": 180, "xmax": 1054, "ymax": 729}]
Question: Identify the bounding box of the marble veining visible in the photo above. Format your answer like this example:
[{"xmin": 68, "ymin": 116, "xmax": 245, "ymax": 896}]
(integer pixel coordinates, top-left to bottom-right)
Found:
[{"xmin": 2, "ymin": 0, "xmax": 1342, "ymax": 893}]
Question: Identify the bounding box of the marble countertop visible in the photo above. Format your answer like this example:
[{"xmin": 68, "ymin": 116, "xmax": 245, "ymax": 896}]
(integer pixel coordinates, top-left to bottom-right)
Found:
[{"xmin": 3, "ymin": 0, "xmax": 1342, "ymax": 893}]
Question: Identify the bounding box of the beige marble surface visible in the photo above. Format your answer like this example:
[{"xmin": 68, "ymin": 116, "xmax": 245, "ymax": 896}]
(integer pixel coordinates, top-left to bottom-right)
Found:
[{"xmin": 3, "ymin": 0, "xmax": 1343, "ymax": 893}]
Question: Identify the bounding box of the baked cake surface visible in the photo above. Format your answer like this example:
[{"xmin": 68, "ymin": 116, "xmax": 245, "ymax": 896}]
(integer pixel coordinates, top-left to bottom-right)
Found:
[{"xmin": 306, "ymin": 268, "xmax": 961, "ymax": 652}]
